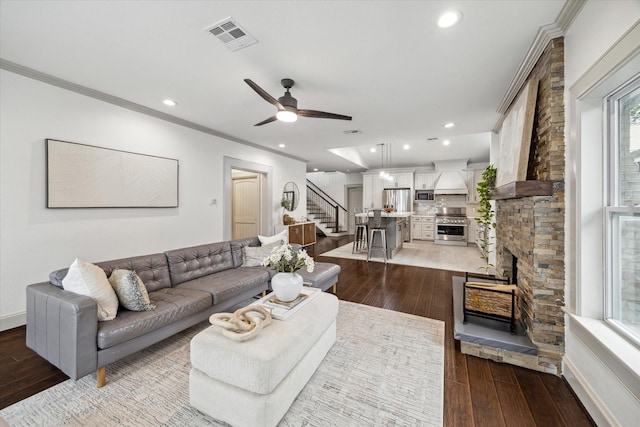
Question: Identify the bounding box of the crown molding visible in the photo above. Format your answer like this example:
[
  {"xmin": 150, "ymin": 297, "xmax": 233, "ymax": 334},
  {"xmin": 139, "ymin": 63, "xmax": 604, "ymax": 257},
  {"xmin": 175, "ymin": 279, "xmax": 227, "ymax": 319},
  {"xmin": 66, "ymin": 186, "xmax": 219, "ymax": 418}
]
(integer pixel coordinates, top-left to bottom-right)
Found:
[
  {"xmin": 494, "ymin": 0, "xmax": 586, "ymax": 121},
  {"xmin": 0, "ymin": 58, "xmax": 307, "ymax": 163}
]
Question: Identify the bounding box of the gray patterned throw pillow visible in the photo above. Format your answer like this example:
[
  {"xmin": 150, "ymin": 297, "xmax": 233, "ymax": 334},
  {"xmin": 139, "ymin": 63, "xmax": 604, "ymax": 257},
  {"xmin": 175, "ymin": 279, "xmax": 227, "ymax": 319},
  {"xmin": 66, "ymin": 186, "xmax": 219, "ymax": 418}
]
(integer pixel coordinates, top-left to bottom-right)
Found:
[
  {"xmin": 108, "ymin": 269, "xmax": 156, "ymax": 312},
  {"xmin": 242, "ymin": 242, "xmax": 280, "ymax": 267}
]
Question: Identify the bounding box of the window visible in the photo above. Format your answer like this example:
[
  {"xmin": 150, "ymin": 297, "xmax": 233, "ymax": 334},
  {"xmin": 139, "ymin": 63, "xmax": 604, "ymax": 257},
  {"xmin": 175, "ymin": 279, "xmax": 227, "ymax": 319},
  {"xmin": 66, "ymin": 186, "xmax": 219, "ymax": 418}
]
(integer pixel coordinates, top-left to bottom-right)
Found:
[{"xmin": 606, "ymin": 76, "xmax": 640, "ymax": 346}]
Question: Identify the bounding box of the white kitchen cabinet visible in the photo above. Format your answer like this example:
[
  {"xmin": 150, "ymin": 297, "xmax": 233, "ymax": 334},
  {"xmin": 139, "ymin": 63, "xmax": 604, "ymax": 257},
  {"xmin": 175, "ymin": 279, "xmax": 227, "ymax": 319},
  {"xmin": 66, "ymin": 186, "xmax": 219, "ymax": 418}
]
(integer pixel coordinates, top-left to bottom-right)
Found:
[
  {"xmin": 414, "ymin": 172, "xmax": 440, "ymax": 190},
  {"xmin": 390, "ymin": 172, "xmax": 413, "ymax": 189},
  {"xmin": 364, "ymin": 171, "xmax": 414, "ymax": 209},
  {"xmin": 468, "ymin": 217, "xmax": 486, "ymax": 255},
  {"xmin": 422, "ymin": 218, "xmax": 434, "ymax": 240},
  {"xmin": 412, "ymin": 217, "xmax": 423, "ymax": 239},
  {"xmin": 362, "ymin": 173, "xmax": 385, "ymax": 209},
  {"xmin": 466, "ymin": 170, "xmax": 484, "ymax": 203},
  {"xmin": 468, "ymin": 219, "xmax": 477, "ymax": 246},
  {"xmin": 363, "ymin": 174, "xmax": 374, "ymax": 209},
  {"xmin": 411, "ymin": 216, "xmax": 434, "ymax": 241}
]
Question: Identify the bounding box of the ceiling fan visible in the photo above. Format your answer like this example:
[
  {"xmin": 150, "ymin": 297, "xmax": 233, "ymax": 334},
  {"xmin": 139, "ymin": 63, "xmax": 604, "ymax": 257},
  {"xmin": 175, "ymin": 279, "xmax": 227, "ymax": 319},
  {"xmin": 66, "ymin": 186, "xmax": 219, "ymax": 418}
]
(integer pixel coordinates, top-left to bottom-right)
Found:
[{"xmin": 244, "ymin": 78, "xmax": 352, "ymax": 126}]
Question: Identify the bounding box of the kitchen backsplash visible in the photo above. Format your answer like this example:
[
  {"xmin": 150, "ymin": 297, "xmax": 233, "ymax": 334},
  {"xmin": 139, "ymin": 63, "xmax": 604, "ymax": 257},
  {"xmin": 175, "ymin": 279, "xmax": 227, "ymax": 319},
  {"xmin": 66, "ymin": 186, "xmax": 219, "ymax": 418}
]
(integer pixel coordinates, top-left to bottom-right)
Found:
[{"xmin": 414, "ymin": 194, "xmax": 480, "ymax": 216}]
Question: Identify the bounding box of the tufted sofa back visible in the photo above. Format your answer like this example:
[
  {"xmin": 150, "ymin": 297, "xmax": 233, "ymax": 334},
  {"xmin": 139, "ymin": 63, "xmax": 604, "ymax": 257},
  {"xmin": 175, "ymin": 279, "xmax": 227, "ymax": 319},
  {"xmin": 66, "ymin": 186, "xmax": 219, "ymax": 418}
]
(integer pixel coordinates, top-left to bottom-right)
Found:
[
  {"xmin": 48, "ymin": 253, "xmax": 172, "ymax": 292},
  {"xmin": 164, "ymin": 241, "xmax": 234, "ymax": 286},
  {"xmin": 229, "ymin": 237, "xmax": 261, "ymax": 267}
]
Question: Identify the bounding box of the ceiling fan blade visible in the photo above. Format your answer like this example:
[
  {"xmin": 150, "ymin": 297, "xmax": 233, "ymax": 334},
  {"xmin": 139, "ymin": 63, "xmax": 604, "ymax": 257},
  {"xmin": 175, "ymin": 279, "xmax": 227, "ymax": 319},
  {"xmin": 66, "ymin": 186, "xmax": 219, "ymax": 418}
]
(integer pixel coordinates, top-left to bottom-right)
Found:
[
  {"xmin": 254, "ymin": 115, "xmax": 278, "ymax": 126},
  {"xmin": 298, "ymin": 109, "xmax": 352, "ymax": 121},
  {"xmin": 244, "ymin": 79, "xmax": 284, "ymax": 109}
]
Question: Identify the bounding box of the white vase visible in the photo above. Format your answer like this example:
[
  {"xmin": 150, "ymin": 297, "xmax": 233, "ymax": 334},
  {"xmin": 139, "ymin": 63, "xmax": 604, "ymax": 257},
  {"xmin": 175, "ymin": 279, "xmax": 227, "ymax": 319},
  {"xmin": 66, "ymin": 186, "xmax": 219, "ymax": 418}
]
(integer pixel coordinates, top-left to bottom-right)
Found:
[{"xmin": 271, "ymin": 272, "xmax": 303, "ymax": 302}]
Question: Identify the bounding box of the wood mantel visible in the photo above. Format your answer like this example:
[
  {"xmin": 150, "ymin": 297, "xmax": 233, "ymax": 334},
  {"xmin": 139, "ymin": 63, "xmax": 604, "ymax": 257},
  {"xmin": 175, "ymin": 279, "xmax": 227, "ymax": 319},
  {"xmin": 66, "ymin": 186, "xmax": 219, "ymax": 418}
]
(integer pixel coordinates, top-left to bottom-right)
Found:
[{"xmin": 492, "ymin": 181, "xmax": 553, "ymax": 200}]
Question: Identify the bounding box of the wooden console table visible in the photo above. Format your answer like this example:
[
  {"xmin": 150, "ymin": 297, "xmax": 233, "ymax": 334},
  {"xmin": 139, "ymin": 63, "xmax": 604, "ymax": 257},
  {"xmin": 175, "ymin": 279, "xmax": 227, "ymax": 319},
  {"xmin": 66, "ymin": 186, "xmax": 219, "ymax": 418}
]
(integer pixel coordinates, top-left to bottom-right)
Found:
[{"xmin": 288, "ymin": 222, "xmax": 316, "ymax": 247}]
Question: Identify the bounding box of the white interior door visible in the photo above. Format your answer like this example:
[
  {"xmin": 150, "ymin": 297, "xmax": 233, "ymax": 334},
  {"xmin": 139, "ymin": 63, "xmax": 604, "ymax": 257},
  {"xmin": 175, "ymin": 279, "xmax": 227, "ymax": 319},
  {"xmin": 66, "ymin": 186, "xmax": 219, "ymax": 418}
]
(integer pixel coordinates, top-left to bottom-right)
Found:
[{"xmin": 232, "ymin": 173, "xmax": 260, "ymax": 239}]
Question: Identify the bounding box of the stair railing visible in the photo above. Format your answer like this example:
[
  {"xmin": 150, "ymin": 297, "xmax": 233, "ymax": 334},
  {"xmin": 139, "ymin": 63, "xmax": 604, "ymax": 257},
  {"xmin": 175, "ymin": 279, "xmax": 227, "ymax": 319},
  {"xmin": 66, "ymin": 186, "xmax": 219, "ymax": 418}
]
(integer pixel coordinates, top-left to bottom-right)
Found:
[{"xmin": 306, "ymin": 179, "xmax": 348, "ymax": 233}]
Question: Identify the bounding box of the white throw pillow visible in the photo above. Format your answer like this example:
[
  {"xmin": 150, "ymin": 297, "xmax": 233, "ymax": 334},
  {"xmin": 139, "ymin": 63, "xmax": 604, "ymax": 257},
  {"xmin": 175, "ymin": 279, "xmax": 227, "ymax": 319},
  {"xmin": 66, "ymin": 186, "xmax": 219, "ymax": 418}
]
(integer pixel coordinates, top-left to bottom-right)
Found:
[
  {"xmin": 108, "ymin": 269, "xmax": 156, "ymax": 312},
  {"xmin": 258, "ymin": 229, "xmax": 288, "ymax": 246},
  {"xmin": 242, "ymin": 242, "xmax": 281, "ymax": 267},
  {"xmin": 62, "ymin": 258, "xmax": 119, "ymax": 321}
]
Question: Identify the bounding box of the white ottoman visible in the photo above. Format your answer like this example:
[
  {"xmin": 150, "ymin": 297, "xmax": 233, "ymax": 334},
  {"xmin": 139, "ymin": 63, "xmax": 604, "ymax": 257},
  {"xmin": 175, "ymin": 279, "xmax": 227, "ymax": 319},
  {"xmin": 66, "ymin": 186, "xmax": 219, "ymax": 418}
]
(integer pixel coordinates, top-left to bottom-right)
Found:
[{"xmin": 189, "ymin": 292, "xmax": 339, "ymax": 427}]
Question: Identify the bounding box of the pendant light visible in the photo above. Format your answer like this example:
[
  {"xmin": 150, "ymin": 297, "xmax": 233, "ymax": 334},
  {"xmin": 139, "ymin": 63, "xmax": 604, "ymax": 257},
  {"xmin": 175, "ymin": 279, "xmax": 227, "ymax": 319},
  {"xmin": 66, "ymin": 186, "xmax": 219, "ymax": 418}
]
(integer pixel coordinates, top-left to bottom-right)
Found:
[
  {"xmin": 379, "ymin": 143, "xmax": 386, "ymax": 178},
  {"xmin": 386, "ymin": 143, "xmax": 394, "ymax": 181},
  {"xmin": 378, "ymin": 143, "xmax": 394, "ymax": 181}
]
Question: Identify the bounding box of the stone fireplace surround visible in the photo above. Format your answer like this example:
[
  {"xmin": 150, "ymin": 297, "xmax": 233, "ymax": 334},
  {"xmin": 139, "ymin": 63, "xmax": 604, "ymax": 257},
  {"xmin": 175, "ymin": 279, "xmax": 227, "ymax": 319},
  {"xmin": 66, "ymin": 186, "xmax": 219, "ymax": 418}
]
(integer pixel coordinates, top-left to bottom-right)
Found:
[
  {"xmin": 460, "ymin": 186, "xmax": 565, "ymax": 375},
  {"xmin": 459, "ymin": 37, "xmax": 565, "ymax": 375},
  {"xmin": 496, "ymin": 187, "xmax": 565, "ymax": 373}
]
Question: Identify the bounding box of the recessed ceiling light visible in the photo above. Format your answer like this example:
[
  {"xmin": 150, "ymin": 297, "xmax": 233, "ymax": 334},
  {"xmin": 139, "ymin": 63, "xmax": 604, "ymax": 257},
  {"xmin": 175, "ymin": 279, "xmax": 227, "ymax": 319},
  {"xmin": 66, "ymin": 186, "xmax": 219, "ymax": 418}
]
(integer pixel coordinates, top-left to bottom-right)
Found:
[
  {"xmin": 163, "ymin": 99, "xmax": 178, "ymax": 107},
  {"xmin": 444, "ymin": 122, "xmax": 455, "ymax": 128},
  {"xmin": 313, "ymin": 168, "xmax": 318, "ymax": 171},
  {"xmin": 438, "ymin": 11, "xmax": 462, "ymax": 28},
  {"xmin": 370, "ymin": 147, "xmax": 376, "ymax": 153},
  {"xmin": 278, "ymin": 143, "xmax": 286, "ymax": 148},
  {"xmin": 443, "ymin": 140, "xmax": 451, "ymax": 146},
  {"xmin": 403, "ymin": 144, "xmax": 410, "ymax": 150}
]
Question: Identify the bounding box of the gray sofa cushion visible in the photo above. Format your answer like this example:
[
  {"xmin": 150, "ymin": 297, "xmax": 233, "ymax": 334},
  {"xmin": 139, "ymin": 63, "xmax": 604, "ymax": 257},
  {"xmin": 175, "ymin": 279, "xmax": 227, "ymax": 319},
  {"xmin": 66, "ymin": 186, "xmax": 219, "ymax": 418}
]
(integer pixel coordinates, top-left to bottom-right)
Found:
[
  {"xmin": 176, "ymin": 267, "xmax": 269, "ymax": 305},
  {"xmin": 49, "ymin": 253, "xmax": 172, "ymax": 292},
  {"xmin": 96, "ymin": 287, "xmax": 211, "ymax": 349},
  {"xmin": 165, "ymin": 242, "xmax": 234, "ymax": 286},
  {"xmin": 296, "ymin": 262, "xmax": 341, "ymax": 292},
  {"xmin": 229, "ymin": 237, "xmax": 261, "ymax": 267}
]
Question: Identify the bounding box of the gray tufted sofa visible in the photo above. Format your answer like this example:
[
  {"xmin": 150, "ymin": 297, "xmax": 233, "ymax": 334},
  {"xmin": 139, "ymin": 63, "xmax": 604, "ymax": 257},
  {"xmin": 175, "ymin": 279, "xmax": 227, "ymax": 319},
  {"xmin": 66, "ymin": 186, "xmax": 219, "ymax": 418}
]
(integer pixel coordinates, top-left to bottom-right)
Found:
[{"xmin": 25, "ymin": 236, "xmax": 340, "ymax": 387}]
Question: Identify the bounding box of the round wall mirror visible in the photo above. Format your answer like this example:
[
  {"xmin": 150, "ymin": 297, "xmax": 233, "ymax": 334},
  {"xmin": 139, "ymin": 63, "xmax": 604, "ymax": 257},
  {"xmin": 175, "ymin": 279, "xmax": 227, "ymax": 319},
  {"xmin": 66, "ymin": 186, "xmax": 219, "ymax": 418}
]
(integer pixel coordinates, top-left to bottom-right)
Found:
[{"xmin": 281, "ymin": 181, "xmax": 299, "ymax": 211}]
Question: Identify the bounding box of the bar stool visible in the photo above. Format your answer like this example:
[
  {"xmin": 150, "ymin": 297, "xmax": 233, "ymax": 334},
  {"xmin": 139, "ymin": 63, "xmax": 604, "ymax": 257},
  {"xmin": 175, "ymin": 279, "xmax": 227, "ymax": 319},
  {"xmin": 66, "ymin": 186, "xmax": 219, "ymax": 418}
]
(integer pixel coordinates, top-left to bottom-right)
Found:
[
  {"xmin": 352, "ymin": 207, "xmax": 369, "ymax": 253},
  {"xmin": 367, "ymin": 209, "xmax": 387, "ymax": 263}
]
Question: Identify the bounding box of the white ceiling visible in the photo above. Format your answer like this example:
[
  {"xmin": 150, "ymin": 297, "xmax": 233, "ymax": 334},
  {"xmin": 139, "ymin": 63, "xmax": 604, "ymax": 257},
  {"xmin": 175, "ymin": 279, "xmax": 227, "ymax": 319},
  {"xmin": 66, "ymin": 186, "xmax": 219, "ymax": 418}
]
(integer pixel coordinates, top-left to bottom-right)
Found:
[{"xmin": 0, "ymin": 0, "xmax": 566, "ymax": 172}]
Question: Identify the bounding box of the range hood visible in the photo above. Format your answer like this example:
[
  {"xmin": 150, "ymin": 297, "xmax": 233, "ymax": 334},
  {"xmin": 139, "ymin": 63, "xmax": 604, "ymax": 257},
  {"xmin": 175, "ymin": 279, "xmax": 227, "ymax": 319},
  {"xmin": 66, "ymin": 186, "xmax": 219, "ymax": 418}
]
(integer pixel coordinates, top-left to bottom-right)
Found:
[{"xmin": 433, "ymin": 171, "xmax": 468, "ymax": 195}]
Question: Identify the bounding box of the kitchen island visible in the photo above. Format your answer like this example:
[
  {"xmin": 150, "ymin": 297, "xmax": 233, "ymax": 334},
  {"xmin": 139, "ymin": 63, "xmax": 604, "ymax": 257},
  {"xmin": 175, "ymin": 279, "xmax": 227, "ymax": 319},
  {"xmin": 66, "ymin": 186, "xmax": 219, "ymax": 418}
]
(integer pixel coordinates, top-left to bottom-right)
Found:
[{"xmin": 355, "ymin": 211, "xmax": 412, "ymax": 259}]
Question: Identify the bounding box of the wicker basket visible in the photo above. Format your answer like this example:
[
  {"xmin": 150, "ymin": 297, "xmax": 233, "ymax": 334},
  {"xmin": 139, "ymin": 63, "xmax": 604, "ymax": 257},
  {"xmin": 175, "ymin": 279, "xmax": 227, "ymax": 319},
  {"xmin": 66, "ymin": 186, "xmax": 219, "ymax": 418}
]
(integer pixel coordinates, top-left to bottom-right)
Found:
[{"xmin": 462, "ymin": 273, "xmax": 519, "ymax": 333}]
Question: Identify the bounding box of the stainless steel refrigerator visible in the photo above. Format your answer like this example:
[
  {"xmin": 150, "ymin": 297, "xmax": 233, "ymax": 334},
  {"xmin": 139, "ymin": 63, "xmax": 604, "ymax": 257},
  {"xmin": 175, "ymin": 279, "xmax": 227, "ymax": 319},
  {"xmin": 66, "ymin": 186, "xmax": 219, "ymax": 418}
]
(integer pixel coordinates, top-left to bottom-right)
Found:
[{"xmin": 382, "ymin": 187, "xmax": 412, "ymax": 213}]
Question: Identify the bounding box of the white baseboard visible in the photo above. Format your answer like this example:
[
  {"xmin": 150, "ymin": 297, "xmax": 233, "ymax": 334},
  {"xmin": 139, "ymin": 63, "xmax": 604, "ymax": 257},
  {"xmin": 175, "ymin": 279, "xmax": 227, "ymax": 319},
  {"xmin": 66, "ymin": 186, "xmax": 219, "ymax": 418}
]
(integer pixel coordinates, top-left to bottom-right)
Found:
[
  {"xmin": 0, "ymin": 311, "xmax": 26, "ymax": 332},
  {"xmin": 563, "ymin": 356, "xmax": 615, "ymax": 427}
]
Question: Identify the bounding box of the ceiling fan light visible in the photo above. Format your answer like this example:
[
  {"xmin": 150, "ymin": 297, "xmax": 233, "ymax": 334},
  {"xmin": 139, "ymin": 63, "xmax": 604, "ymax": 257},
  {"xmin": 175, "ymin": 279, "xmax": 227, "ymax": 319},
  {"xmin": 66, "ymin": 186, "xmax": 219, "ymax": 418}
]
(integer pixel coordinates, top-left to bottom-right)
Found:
[{"xmin": 276, "ymin": 109, "xmax": 298, "ymax": 122}]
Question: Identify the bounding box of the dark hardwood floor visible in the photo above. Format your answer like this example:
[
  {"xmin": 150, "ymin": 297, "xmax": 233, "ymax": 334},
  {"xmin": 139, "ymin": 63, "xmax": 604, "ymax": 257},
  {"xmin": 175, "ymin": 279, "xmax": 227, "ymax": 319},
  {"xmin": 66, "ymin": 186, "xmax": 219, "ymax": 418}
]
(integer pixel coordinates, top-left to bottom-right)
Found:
[{"xmin": 0, "ymin": 236, "xmax": 595, "ymax": 426}]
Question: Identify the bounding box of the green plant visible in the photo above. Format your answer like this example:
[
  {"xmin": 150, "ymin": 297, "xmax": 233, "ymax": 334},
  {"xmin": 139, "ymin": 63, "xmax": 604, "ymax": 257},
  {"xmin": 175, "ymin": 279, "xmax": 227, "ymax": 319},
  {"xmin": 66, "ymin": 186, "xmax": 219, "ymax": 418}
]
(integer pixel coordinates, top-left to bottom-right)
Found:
[
  {"xmin": 262, "ymin": 244, "xmax": 315, "ymax": 273},
  {"xmin": 475, "ymin": 165, "xmax": 497, "ymax": 273},
  {"xmin": 280, "ymin": 197, "xmax": 292, "ymax": 211}
]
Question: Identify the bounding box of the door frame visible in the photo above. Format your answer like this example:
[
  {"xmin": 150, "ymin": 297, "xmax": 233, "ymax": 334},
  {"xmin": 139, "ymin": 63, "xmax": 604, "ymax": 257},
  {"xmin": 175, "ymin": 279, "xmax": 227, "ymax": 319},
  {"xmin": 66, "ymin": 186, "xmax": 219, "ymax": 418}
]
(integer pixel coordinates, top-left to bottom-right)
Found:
[{"xmin": 223, "ymin": 157, "xmax": 272, "ymax": 241}]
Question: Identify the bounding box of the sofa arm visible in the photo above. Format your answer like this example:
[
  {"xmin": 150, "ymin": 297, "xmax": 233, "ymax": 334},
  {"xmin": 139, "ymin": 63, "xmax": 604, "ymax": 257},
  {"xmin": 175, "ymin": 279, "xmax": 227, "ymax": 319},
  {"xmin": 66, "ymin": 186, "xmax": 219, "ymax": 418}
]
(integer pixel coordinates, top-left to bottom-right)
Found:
[{"xmin": 26, "ymin": 282, "xmax": 99, "ymax": 380}]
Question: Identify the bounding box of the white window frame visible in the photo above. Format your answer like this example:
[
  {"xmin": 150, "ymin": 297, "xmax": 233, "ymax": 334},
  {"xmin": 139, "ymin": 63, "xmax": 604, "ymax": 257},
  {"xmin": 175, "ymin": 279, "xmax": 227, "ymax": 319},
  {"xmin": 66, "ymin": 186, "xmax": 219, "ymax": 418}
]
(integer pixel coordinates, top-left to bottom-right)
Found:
[
  {"xmin": 564, "ymin": 18, "xmax": 640, "ymax": 426},
  {"xmin": 604, "ymin": 76, "xmax": 640, "ymax": 347}
]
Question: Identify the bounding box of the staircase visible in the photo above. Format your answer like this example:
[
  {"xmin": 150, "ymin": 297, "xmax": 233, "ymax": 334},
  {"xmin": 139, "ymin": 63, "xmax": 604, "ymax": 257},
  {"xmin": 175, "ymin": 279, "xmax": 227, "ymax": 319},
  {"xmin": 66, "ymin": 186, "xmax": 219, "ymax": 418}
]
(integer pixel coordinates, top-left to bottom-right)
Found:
[{"xmin": 306, "ymin": 180, "xmax": 348, "ymax": 237}]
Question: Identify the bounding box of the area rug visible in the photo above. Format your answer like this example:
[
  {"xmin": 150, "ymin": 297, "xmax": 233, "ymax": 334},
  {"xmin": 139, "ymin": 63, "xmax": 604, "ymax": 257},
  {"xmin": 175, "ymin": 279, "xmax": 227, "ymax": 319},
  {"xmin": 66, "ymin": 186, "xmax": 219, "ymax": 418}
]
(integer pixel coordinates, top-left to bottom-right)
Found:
[
  {"xmin": 0, "ymin": 301, "xmax": 444, "ymax": 426},
  {"xmin": 321, "ymin": 241, "xmax": 489, "ymax": 275}
]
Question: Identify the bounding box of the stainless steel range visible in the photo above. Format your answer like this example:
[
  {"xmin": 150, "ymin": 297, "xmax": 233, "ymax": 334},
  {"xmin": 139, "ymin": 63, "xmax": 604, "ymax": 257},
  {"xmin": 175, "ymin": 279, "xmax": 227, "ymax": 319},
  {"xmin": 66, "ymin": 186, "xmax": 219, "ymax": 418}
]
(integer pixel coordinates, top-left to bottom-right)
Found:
[{"xmin": 434, "ymin": 207, "xmax": 468, "ymax": 246}]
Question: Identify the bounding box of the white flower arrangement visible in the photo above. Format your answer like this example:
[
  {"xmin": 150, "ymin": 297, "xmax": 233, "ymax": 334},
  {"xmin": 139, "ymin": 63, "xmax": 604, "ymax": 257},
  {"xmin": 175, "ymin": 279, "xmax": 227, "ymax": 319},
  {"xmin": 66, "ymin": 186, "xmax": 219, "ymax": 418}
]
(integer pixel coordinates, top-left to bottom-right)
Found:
[{"xmin": 262, "ymin": 244, "xmax": 315, "ymax": 273}]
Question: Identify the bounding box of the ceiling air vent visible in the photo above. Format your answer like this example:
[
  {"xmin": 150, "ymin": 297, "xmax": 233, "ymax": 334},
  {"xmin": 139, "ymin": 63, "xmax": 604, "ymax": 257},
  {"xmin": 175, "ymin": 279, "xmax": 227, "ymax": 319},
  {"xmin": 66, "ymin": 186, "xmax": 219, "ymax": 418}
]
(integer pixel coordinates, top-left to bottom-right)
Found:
[{"xmin": 205, "ymin": 17, "xmax": 258, "ymax": 52}]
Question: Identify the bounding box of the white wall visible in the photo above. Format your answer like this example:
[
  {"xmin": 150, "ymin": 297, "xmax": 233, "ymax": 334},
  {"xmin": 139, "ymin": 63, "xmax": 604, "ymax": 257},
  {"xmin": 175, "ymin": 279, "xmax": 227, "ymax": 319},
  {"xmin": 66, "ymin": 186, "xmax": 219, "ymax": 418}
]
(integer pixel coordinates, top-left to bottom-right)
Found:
[
  {"xmin": 344, "ymin": 172, "xmax": 363, "ymax": 186},
  {"xmin": 0, "ymin": 70, "xmax": 306, "ymax": 330},
  {"xmin": 563, "ymin": 2, "xmax": 640, "ymax": 425},
  {"xmin": 306, "ymin": 171, "xmax": 347, "ymax": 206}
]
